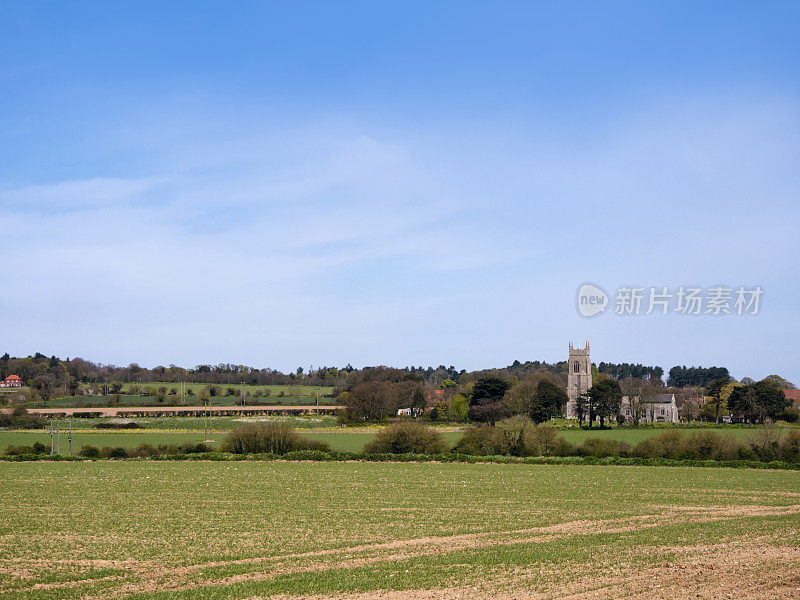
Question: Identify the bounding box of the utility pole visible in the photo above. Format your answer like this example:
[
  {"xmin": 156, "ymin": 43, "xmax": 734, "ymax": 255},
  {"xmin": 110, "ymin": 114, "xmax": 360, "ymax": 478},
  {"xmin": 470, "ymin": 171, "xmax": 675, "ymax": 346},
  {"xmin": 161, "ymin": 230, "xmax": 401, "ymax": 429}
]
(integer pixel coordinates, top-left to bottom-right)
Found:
[
  {"xmin": 50, "ymin": 420, "xmax": 54, "ymax": 455},
  {"xmin": 68, "ymin": 420, "xmax": 72, "ymax": 455},
  {"xmin": 203, "ymin": 398, "xmax": 209, "ymax": 441}
]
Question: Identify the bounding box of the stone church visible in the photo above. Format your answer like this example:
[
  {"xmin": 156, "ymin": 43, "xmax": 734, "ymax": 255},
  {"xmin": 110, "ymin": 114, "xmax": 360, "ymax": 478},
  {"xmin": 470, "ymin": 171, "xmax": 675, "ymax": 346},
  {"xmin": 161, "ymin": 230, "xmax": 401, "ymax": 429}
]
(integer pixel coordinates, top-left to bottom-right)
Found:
[
  {"xmin": 566, "ymin": 342, "xmax": 591, "ymax": 420},
  {"xmin": 565, "ymin": 342, "xmax": 678, "ymax": 423}
]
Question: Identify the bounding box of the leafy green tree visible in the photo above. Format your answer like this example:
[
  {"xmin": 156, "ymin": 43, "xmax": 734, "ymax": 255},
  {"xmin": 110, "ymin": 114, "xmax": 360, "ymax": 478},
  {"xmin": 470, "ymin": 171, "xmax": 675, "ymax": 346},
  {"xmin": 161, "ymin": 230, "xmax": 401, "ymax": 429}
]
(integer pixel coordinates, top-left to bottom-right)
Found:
[
  {"xmin": 530, "ymin": 379, "xmax": 568, "ymax": 423},
  {"xmin": 705, "ymin": 377, "xmax": 731, "ymax": 424},
  {"xmin": 668, "ymin": 366, "xmax": 730, "ymax": 387},
  {"xmin": 762, "ymin": 374, "xmax": 796, "ymax": 390},
  {"xmin": 198, "ymin": 386, "xmax": 211, "ymax": 404},
  {"xmin": 468, "ymin": 377, "xmax": 511, "ymax": 425},
  {"xmin": 575, "ymin": 393, "xmax": 588, "ymax": 426},
  {"xmin": 430, "ymin": 399, "xmax": 448, "ymax": 421},
  {"xmin": 503, "ymin": 380, "xmax": 538, "ymax": 416},
  {"xmin": 727, "ymin": 379, "xmax": 789, "ymax": 423},
  {"xmin": 30, "ymin": 375, "xmax": 55, "ymax": 402},
  {"xmin": 345, "ymin": 381, "xmax": 395, "ymax": 422},
  {"xmin": 585, "ymin": 379, "xmax": 623, "ymax": 428},
  {"xmin": 447, "ymin": 394, "xmax": 469, "ymax": 422}
]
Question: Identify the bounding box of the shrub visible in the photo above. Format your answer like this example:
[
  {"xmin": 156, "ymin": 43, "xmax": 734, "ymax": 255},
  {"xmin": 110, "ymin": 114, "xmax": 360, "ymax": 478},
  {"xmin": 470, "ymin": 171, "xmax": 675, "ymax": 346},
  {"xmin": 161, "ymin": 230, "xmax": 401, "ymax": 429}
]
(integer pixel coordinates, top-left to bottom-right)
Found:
[
  {"xmin": 749, "ymin": 426, "xmax": 783, "ymax": 462},
  {"xmin": 579, "ymin": 438, "xmax": 629, "ymax": 458},
  {"xmin": 220, "ymin": 423, "xmax": 329, "ymax": 454},
  {"xmin": 0, "ymin": 406, "xmax": 47, "ymax": 429},
  {"xmin": 780, "ymin": 429, "xmax": 800, "ymax": 462},
  {"xmin": 496, "ymin": 416, "xmax": 534, "ymax": 456},
  {"xmin": 633, "ymin": 430, "xmax": 686, "ymax": 459},
  {"xmin": 79, "ymin": 445, "xmax": 101, "ymax": 458},
  {"xmin": 130, "ymin": 444, "xmax": 161, "ymax": 458},
  {"xmin": 683, "ymin": 431, "xmax": 739, "ymax": 461},
  {"xmin": 183, "ymin": 443, "xmax": 212, "ymax": 454},
  {"xmin": 364, "ymin": 422, "xmax": 449, "ymax": 455},
  {"xmin": 550, "ymin": 436, "xmax": 579, "ymax": 457},
  {"xmin": 154, "ymin": 442, "xmax": 214, "ymax": 455},
  {"xmin": 95, "ymin": 422, "xmax": 143, "ymax": 429},
  {"xmin": 452, "ymin": 425, "xmax": 506, "ymax": 456},
  {"xmin": 101, "ymin": 447, "xmax": 129, "ymax": 459},
  {"xmin": 4, "ymin": 445, "xmax": 34, "ymax": 456},
  {"xmin": 524, "ymin": 424, "xmax": 560, "ymax": 456}
]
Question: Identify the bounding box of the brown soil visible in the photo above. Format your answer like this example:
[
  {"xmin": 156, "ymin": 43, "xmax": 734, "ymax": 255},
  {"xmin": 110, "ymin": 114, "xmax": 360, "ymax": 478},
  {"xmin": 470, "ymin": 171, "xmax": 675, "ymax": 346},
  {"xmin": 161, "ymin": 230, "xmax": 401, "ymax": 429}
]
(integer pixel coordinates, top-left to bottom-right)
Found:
[{"xmin": 6, "ymin": 504, "xmax": 800, "ymax": 599}]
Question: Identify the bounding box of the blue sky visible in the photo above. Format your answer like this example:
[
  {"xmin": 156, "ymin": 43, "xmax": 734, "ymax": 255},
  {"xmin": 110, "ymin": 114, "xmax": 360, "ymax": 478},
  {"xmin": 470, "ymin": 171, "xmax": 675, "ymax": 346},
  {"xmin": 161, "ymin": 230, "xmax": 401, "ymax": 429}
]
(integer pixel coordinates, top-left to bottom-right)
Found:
[{"xmin": 1, "ymin": 2, "xmax": 799, "ymax": 382}]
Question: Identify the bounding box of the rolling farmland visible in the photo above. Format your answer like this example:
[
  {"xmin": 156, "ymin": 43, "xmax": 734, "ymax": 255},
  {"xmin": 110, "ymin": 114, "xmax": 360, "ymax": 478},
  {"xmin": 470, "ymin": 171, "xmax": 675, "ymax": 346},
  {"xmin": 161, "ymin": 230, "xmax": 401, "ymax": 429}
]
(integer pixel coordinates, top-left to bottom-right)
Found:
[{"xmin": 1, "ymin": 461, "xmax": 799, "ymax": 599}]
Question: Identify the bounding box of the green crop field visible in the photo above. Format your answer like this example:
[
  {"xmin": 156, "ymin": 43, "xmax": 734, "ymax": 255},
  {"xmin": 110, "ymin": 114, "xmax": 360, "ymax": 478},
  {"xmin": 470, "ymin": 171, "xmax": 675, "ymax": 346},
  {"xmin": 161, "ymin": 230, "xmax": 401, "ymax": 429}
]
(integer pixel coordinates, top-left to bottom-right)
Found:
[
  {"xmin": 1, "ymin": 461, "xmax": 799, "ymax": 599},
  {"xmin": 24, "ymin": 384, "xmax": 336, "ymax": 408},
  {"xmin": 135, "ymin": 383, "xmax": 334, "ymax": 397},
  {"xmin": 0, "ymin": 421, "xmax": 783, "ymax": 455},
  {"xmin": 0, "ymin": 428, "xmax": 461, "ymax": 454},
  {"xmin": 0, "ymin": 430, "xmax": 219, "ymax": 451}
]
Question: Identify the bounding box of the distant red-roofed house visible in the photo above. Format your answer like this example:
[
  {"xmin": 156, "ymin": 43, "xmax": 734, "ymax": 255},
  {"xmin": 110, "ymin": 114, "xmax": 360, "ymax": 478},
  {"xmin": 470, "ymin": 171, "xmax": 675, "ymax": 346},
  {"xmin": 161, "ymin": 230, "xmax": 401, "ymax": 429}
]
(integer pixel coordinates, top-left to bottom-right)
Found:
[
  {"xmin": 784, "ymin": 389, "xmax": 800, "ymax": 410},
  {"xmin": 425, "ymin": 389, "xmax": 444, "ymax": 410},
  {"xmin": 0, "ymin": 375, "xmax": 22, "ymax": 388}
]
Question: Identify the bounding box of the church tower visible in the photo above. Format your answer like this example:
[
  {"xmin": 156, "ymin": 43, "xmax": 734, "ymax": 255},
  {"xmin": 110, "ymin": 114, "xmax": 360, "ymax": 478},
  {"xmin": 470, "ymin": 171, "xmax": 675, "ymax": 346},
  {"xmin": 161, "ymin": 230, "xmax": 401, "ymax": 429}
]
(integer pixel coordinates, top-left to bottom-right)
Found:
[{"xmin": 566, "ymin": 342, "xmax": 591, "ymax": 419}]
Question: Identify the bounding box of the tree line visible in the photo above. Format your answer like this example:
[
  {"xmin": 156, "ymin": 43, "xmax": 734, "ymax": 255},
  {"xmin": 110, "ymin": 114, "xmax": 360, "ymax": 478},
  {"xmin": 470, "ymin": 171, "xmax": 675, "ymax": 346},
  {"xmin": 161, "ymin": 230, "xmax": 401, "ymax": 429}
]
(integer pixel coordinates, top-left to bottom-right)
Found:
[{"xmin": 667, "ymin": 365, "xmax": 730, "ymax": 387}]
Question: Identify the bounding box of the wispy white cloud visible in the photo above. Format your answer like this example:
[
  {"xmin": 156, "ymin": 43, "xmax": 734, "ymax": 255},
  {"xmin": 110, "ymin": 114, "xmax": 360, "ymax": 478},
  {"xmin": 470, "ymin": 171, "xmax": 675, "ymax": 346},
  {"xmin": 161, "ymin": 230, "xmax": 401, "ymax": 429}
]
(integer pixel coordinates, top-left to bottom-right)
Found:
[
  {"xmin": 1, "ymin": 95, "xmax": 799, "ymax": 378},
  {"xmin": 0, "ymin": 176, "xmax": 166, "ymax": 211}
]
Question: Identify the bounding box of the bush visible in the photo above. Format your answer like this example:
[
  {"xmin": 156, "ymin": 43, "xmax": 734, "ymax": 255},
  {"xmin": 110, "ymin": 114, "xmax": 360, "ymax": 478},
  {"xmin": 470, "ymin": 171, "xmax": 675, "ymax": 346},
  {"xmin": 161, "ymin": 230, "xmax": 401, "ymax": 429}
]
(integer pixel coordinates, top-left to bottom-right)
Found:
[
  {"xmin": 155, "ymin": 443, "xmax": 214, "ymax": 455},
  {"xmin": 0, "ymin": 406, "xmax": 47, "ymax": 429},
  {"xmin": 550, "ymin": 436, "xmax": 579, "ymax": 457},
  {"xmin": 579, "ymin": 438, "xmax": 630, "ymax": 458},
  {"xmin": 683, "ymin": 431, "xmax": 739, "ymax": 461},
  {"xmin": 364, "ymin": 422, "xmax": 449, "ymax": 455},
  {"xmin": 749, "ymin": 426, "xmax": 783, "ymax": 462},
  {"xmin": 524, "ymin": 424, "xmax": 561, "ymax": 456},
  {"xmin": 100, "ymin": 446, "xmax": 129, "ymax": 459},
  {"xmin": 79, "ymin": 445, "xmax": 100, "ymax": 458},
  {"xmin": 95, "ymin": 422, "xmax": 143, "ymax": 429},
  {"xmin": 780, "ymin": 429, "xmax": 800, "ymax": 462},
  {"xmin": 633, "ymin": 430, "xmax": 685, "ymax": 459},
  {"xmin": 451, "ymin": 425, "xmax": 506, "ymax": 456},
  {"xmin": 4, "ymin": 445, "xmax": 34, "ymax": 456},
  {"xmin": 130, "ymin": 444, "xmax": 161, "ymax": 458},
  {"xmin": 220, "ymin": 423, "xmax": 329, "ymax": 454}
]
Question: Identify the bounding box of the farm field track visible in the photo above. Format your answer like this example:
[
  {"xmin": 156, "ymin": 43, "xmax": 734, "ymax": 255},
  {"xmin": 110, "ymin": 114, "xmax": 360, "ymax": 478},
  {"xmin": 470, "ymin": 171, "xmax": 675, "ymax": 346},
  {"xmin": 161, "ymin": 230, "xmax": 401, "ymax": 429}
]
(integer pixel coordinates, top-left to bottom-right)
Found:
[{"xmin": 1, "ymin": 462, "xmax": 799, "ymax": 599}]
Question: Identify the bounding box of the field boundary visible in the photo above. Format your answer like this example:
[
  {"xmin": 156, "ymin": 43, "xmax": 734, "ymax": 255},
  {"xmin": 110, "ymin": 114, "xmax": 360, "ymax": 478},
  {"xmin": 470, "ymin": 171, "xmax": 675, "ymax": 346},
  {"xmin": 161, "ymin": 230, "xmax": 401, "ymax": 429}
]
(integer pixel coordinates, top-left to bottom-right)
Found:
[{"xmin": 4, "ymin": 450, "xmax": 800, "ymax": 470}]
